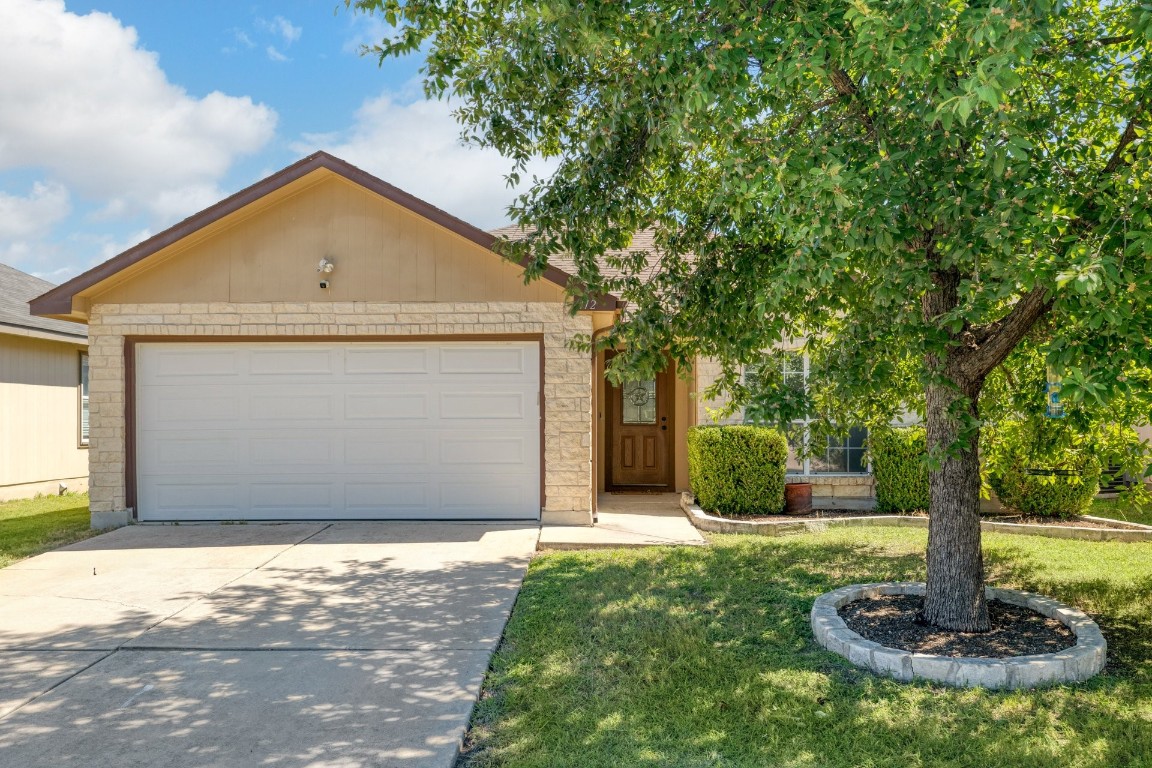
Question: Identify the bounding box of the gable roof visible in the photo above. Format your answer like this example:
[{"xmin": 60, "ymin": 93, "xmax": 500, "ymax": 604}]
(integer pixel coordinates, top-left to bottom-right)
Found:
[
  {"xmin": 0, "ymin": 263, "xmax": 87, "ymax": 342},
  {"xmin": 30, "ymin": 151, "xmax": 617, "ymax": 319}
]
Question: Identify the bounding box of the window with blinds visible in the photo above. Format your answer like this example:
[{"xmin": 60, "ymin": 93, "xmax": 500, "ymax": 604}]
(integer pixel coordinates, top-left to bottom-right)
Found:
[{"xmin": 79, "ymin": 353, "xmax": 89, "ymax": 446}]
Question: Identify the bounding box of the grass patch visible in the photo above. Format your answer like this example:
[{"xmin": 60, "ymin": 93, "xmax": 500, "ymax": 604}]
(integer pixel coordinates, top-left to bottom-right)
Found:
[
  {"xmin": 463, "ymin": 528, "xmax": 1152, "ymax": 768},
  {"xmin": 0, "ymin": 493, "xmax": 95, "ymax": 568},
  {"xmin": 1088, "ymin": 498, "xmax": 1152, "ymax": 527}
]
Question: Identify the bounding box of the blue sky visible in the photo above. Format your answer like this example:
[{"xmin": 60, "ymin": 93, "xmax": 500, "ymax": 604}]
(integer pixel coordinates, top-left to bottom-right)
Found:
[{"xmin": 0, "ymin": 0, "xmax": 546, "ymax": 282}]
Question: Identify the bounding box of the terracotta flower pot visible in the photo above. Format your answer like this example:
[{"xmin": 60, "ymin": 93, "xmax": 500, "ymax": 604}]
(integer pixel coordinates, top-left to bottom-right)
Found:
[{"xmin": 784, "ymin": 482, "xmax": 813, "ymax": 516}]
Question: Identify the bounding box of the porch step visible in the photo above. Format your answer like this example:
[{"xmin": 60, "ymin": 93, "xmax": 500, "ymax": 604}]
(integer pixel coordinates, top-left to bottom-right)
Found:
[{"xmin": 538, "ymin": 493, "xmax": 707, "ymax": 550}]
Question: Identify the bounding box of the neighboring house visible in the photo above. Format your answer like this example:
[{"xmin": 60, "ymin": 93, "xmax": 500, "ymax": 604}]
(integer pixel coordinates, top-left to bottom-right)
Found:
[{"xmin": 1, "ymin": 264, "xmax": 89, "ymax": 501}]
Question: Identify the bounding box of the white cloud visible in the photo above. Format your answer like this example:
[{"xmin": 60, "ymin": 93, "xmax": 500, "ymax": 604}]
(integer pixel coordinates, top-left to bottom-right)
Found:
[
  {"xmin": 259, "ymin": 15, "xmax": 302, "ymax": 45},
  {"xmin": 228, "ymin": 29, "xmax": 256, "ymax": 51},
  {"xmin": 292, "ymin": 92, "xmax": 556, "ymax": 229},
  {"xmin": 90, "ymin": 227, "xmax": 154, "ymax": 263},
  {"xmin": 0, "ymin": 182, "xmax": 70, "ymax": 241},
  {"xmin": 266, "ymin": 45, "xmax": 289, "ymax": 62},
  {"xmin": 0, "ymin": 181, "xmax": 72, "ymax": 276},
  {"xmin": 0, "ymin": 0, "xmax": 277, "ymax": 222}
]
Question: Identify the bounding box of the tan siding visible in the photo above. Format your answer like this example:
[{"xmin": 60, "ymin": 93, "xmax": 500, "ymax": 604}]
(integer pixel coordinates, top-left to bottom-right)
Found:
[
  {"xmin": 0, "ymin": 335, "xmax": 89, "ymax": 497},
  {"xmin": 89, "ymin": 176, "xmax": 565, "ymax": 307}
]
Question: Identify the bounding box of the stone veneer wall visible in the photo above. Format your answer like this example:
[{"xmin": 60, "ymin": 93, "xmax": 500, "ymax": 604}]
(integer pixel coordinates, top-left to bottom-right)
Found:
[
  {"xmin": 86, "ymin": 301, "xmax": 593, "ymax": 526},
  {"xmin": 693, "ymin": 357, "xmax": 743, "ymax": 425}
]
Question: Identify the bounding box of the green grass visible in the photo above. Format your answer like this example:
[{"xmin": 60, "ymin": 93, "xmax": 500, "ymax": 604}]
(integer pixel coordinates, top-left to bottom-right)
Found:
[
  {"xmin": 1088, "ymin": 498, "xmax": 1152, "ymax": 527},
  {"xmin": 0, "ymin": 493, "xmax": 95, "ymax": 568},
  {"xmin": 463, "ymin": 529, "xmax": 1152, "ymax": 768}
]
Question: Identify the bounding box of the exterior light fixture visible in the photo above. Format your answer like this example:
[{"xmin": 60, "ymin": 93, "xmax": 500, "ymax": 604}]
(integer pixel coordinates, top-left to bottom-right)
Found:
[{"xmin": 317, "ymin": 257, "xmax": 335, "ymax": 289}]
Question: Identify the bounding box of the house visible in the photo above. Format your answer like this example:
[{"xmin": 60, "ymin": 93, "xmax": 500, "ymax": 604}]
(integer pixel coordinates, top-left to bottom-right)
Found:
[
  {"xmin": 1, "ymin": 264, "xmax": 89, "ymax": 501},
  {"xmin": 30, "ymin": 152, "xmax": 871, "ymax": 528}
]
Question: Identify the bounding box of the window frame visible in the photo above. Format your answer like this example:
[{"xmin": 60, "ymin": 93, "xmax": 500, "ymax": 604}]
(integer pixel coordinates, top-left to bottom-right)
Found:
[
  {"xmin": 78, "ymin": 351, "xmax": 89, "ymax": 448},
  {"xmin": 745, "ymin": 351, "xmax": 870, "ymax": 476}
]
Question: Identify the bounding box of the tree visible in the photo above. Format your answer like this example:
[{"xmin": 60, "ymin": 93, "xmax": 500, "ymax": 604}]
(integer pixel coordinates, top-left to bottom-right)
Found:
[{"xmin": 349, "ymin": 0, "xmax": 1152, "ymax": 631}]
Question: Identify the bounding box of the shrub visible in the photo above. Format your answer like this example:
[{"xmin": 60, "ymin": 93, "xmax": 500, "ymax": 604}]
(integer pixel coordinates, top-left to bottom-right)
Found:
[
  {"xmin": 984, "ymin": 418, "xmax": 1102, "ymax": 518},
  {"xmin": 870, "ymin": 426, "xmax": 930, "ymax": 513},
  {"xmin": 686, "ymin": 425, "xmax": 788, "ymax": 516}
]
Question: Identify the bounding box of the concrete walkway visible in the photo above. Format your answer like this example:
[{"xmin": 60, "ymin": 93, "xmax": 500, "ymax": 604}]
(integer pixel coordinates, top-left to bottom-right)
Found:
[
  {"xmin": 0, "ymin": 522, "xmax": 538, "ymax": 768},
  {"xmin": 538, "ymin": 493, "xmax": 707, "ymax": 550}
]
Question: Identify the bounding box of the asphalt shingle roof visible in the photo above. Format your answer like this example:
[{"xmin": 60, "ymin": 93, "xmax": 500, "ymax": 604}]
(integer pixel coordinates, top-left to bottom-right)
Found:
[{"xmin": 0, "ymin": 263, "xmax": 87, "ymax": 339}]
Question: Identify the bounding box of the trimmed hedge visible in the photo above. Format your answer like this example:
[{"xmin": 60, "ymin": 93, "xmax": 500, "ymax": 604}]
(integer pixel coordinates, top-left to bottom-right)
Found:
[
  {"xmin": 985, "ymin": 419, "xmax": 1102, "ymax": 518},
  {"xmin": 686, "ymin": 425, "xmax": 788, "ymax": 516},
  {"xmin": 870, "ymin": 426, "xmax": 930, "ymax": 513},
  {"xmin": 989, "ymin": 463, "xmax": 1102, "ymax": 518}
]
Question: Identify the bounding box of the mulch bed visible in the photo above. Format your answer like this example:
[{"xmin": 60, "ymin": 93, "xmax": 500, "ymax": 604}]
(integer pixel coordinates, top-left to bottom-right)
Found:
[{"xmin": 838, "ymin": 594, "xmax": 1076, "ymax": 658}]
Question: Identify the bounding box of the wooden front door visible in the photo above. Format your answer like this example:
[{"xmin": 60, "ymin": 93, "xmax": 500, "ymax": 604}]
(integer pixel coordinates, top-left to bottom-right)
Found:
[{"xmin": 606, "ymin": 357, "xmax": 672, "ymax": 489}]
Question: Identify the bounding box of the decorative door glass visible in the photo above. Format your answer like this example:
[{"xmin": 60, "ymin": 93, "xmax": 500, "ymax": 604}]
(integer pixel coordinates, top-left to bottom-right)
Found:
[{"xmin": 622, "ymin": 379, "xmax": 657, "ymax": 424}]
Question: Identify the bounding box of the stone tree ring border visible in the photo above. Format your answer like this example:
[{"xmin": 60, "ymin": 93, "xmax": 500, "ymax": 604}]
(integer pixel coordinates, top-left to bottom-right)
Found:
[{"xmin": 810, "ymin": 582, "xmax": 1107, "ymax": 689}]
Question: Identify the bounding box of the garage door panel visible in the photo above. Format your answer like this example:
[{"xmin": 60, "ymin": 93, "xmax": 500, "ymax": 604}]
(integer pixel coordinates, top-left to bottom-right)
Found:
[
  {"xmin": 149, "ymin": 435, "xmax": 242, "ymax": 469},
  {"xmin": 344, "ymin": 482, "xmax": 431, "ymax": 516},
  {"xmin": 440, "ymin": 392, "xmax": 529, "ymax": 420},
  {"xmin": 140, "ymin": 389, "xmax": 243, "ymax": 426},
  {"xmin": 249, "ymin": 482, "xmax": 336, "ymax": 515},
  {"xmin": 440, "ymin": 435, "xmax": 529, "ymax": 465},
  {"xmin": 344, "ymin": 433, "xmax": 431, "ymax": 466},
  {"xmin": 145, "ymin": 482, "xmax": 244, "ymax": 518},
  {"xmin": 136, "ymin": 341, "xmax": 542, "ymax": 521},
  {"xmin": 440, "ymin": 477, "xmax": 536, "ymax": 516},
  {"xmin": 251, "ymin": 393, "xmax": 335, "ymax": 422},
  {"xmin": 249, "ymin": 347, "xmax": 336, "ymax": 376},
  {"xmin": 438, "ymin": 345, "xmax": 532, "ymax": 375},
  {"xmin": 344, "ymin": 346, "xmax": 431, "ymax": 375},
  {"xmin": 141, "ymin": 348, "xmax": 242, "ymax": 380},
  {"xmin": 249, "ymin": 437, "xmax": 334, "ymax": 466},
  {"xmin": 344, "ymin": 392, "xmax": 429, "ymax": 420}
]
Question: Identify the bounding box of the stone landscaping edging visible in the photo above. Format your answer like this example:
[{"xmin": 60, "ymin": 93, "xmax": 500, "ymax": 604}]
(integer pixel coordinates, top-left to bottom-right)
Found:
[
  {"xmin": 810, "ymin": 582, "xmax": 1107, "ymax": 689},
  {"xmin": 679, "ymin": 493, "xmax": 1152, "ymax": 543}
]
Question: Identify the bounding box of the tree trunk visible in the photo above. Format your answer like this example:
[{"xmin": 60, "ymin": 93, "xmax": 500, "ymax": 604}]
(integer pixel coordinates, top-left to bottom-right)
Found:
[{"xmin": 920, "ymin": 380, "xmax": 991, "ymax": 632}]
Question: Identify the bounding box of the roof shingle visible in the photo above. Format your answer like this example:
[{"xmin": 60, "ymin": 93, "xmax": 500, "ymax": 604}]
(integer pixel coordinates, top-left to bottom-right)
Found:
[{"xmin": 0, "ymin": 264, "xmax": 87, "ymax": 340}]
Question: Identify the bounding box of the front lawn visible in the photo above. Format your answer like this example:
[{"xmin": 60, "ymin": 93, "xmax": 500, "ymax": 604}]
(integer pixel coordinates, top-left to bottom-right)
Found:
[
  {"xmin": 1088, "ymin": 498, "xmax": 1152, "ymax": 527},
  {"xmin": 0, "ymin": 493, "xmax": 95, "ymax": 568},
  {"xmin": 463, "ymin": 528, "xmax": 1152, "ymax": 768}
]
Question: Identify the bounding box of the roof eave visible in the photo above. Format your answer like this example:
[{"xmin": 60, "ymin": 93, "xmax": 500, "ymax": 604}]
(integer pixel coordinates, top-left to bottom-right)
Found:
[{"xmin": 0, "ymin": 321, "xmax": 88, "ymax": 344}]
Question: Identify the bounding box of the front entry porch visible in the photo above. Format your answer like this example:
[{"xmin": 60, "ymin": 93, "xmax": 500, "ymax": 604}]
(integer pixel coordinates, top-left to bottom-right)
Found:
[
  {"xmin": 537, "ymin": 493, "xmax": 707, "ymax": 550},
  {"xmin": 595, "ymin": 352, "xmax": 693, "ymax": 501}
]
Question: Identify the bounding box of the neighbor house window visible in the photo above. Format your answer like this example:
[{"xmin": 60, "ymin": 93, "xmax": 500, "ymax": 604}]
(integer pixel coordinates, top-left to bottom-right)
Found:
[
  {"xmin": 79, "ymin": 353, "xmax": 89, "ymax": 447},
  {"xmin": 745, "ymin": 351, "xmax": 868, "ymax": 475}
]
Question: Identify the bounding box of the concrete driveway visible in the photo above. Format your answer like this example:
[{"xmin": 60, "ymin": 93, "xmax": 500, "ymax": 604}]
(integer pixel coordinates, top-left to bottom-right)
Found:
[{"xmin": 0, "ymin": 522, "xmax": 538, "ymax": 767}]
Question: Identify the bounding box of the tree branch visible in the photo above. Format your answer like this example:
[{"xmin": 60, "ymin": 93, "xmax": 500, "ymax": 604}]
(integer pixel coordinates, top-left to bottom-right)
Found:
[
  {"xmin": 958, "ymin": 288, "xmax": 1054, "ymax": 380},
  {"xmin": 829, "ymin": 68, "xmax": 877, "ymax": 137},
  {"xmin": 786, "ymin": 97, "xmax": 838, "ymax": 135},
  {"xmin": 1103, "ymin": 110, "xmax": 1144, "ymax": 175},
  {"xmin": 1041, "ymin": 33, "xmax": 1135, "ymax": 53}
]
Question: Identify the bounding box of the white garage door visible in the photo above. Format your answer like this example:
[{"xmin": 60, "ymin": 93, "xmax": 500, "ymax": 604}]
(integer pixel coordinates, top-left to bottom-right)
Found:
[{"xmin": 135, "ymin": 341, "xmax": 541, "ymax": 521}]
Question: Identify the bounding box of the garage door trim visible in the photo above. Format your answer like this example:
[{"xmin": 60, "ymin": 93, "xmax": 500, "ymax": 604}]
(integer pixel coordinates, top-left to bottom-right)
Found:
[{"xmin": 124, "ymin": 334, "xmax": 547, "ymax": 520}]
